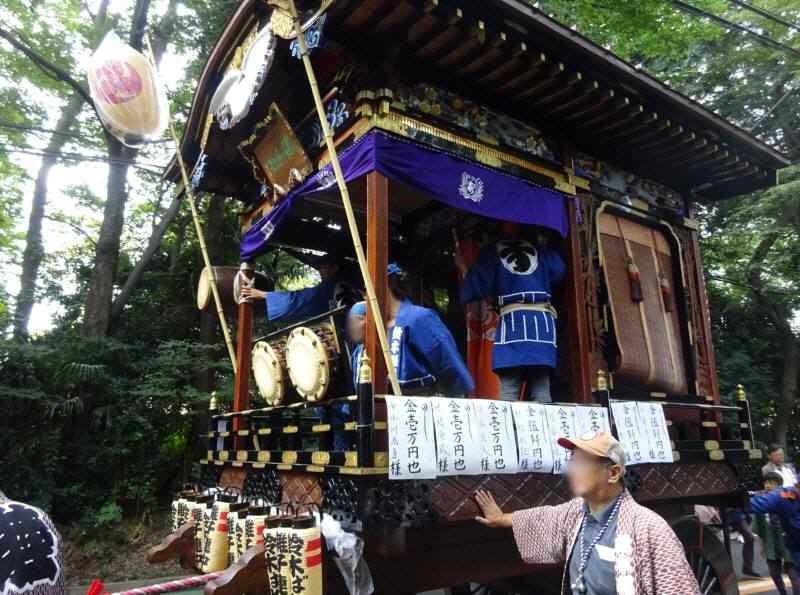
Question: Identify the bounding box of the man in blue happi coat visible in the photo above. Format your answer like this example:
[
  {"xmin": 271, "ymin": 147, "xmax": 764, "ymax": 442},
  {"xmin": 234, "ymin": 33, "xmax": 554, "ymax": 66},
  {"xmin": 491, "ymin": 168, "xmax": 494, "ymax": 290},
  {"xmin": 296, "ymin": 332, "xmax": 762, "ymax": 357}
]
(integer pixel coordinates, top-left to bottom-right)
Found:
[
  {"xmin": 240, "ymin": 251, "xmax": 362, "ymax": 321},
  {"xmin": 456, "ymin": 228, "xmax": 565, "ymax": 402},
  {"xmin": 748, "ymin": 481, "xmax": 800, "ymax": 568},
  {"xmin": 386, "ymin": 264, "xmax": 474, "ymax": 397},
  {"xmin": 347, "ymin": 301, "xmax": 366, "ymax": 389}
]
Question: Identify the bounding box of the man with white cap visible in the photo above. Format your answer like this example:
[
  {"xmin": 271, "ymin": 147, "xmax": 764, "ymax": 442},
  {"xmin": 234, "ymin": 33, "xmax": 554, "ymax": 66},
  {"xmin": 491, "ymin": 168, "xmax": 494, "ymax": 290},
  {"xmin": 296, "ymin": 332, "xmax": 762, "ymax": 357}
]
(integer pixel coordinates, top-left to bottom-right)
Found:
[{"xmin": 474, "ymin": 431, "xmax": 700, "ymax": 595}]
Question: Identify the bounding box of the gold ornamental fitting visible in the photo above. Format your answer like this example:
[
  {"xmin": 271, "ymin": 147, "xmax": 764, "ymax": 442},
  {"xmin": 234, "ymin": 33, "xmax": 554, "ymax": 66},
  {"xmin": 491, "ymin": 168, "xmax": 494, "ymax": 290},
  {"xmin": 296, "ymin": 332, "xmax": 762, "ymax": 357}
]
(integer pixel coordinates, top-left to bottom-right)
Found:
[
  {"xmin": 358, "ymin": 354, "xmax": 373, "ymax": 384},
  {"xmin": 596, "ymin": 369, "xmax": 608, "ymax": 391},
  {"xmin": 209, "ymin": 392, "xmax": 219, "ymax": 411},
  {"xmin": 735, "ymin": 384, "xmax": 746, "ymax": 401}
]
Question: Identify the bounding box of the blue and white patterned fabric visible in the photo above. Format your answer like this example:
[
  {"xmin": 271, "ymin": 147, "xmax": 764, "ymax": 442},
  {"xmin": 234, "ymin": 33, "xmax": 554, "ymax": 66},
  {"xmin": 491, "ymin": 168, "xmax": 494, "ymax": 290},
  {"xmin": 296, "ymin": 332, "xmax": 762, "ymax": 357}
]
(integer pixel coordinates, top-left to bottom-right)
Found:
[
  {"xmin": 388, "ymin": 300, "xmax": 474, "ymax": 395},
  {"xmin": 460, "ymin": 239, "xmax": 566, "ymax": 370}
]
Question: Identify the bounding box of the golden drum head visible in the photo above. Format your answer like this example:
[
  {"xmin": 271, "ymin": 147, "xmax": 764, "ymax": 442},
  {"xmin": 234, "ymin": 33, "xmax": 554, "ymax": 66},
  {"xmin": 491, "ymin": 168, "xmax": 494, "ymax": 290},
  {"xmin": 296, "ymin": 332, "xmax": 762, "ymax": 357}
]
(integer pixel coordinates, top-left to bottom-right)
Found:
[
  {"xmin": 252, "ymin": 341, "xmax": 284, "ymax": 405},
  {"xmin": 285, "ymin": 326, "xmax": 331, "ymax": 401}
]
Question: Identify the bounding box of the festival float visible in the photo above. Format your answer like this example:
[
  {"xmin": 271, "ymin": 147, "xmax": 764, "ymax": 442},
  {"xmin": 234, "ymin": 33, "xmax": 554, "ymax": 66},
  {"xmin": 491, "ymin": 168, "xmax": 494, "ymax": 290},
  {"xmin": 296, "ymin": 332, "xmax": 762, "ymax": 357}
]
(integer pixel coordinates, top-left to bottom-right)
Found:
[{"xmin": 91, "ymin": 0, "xmax": 792, "ymax": 593}]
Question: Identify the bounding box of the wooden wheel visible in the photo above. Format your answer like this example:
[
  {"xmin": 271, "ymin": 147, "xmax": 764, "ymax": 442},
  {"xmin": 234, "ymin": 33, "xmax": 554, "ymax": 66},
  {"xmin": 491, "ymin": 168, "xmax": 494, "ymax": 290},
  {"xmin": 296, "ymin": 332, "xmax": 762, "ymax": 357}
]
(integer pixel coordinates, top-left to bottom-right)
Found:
[{"xmin": 671, "ymin": 515, "xmax": 738, "ymax": 595}]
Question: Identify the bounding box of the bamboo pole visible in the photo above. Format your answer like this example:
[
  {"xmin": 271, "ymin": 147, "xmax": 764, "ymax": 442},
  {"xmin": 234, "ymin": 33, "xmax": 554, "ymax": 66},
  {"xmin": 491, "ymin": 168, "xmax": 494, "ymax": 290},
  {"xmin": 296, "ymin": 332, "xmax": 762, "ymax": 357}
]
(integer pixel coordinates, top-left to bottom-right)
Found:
[
  {"xmin": 143, "ymin": 36, "xmax": 238, "ymax": 373},
  {"xmin": 286, "ymin": 0, "xmax": 401, "ymax": 395}
]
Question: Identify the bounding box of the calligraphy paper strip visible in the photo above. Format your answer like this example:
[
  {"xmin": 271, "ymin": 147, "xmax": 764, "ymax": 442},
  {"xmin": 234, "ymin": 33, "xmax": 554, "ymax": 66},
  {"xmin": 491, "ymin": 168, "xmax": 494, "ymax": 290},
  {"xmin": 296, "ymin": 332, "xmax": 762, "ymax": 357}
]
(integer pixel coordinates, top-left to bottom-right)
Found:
[
  {"xmin": 431, "ymin": 397, "xmax": 482, "ymax": 476},
  {"xmin": 545, "ymin": 405, "xmax": 576, "ymax": 474},
  {"xmin": 574, "ymin": 406, "xmax": 611, "ymax": 437},
  {"xmin": 637, "ymin": 402, "xmax": 674, "ymax": 463},
  {"xmin": 609, "ymin": 401, "xmax": 648, "ymax": 465},
  {"xmin": 473, "ymin": 400, "xmax": 519, "ymax": 474},
  {"xmin": 511, "ymin": 402, "xmax": 555, "ymax": 474},
  {"xmin": 386, "ymin": 396, "xmax": 437, "ymax": 480}
]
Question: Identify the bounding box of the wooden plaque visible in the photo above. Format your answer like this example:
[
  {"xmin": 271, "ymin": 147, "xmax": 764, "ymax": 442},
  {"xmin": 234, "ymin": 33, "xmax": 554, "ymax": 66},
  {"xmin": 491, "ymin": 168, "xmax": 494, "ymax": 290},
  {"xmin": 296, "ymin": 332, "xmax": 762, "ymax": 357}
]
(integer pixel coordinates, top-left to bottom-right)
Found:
[{"xmin": 239, "ymin": 103, "xmax": 313, "ymax": 194}]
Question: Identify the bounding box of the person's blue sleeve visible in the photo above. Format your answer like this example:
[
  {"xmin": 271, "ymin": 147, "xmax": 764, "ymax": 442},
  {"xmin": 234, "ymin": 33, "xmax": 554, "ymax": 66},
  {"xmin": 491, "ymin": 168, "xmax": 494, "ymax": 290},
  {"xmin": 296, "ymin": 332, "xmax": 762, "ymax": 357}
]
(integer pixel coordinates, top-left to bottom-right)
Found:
[
  {"xmin": 265, "ymin": 281, "xmax": 333, "ymax": 321},
  {"xmin": 460, "ymin": 247, "xmax": 497, "ymax": 304},
  {"xmin": 748, "ymin": 490, "xmax": 781, "ymax": 514},
  {"xmin": 542, "ymin": 247, "xmax": 567, "ymax": 286},
  {"xmin": 418, "ymin": 311, "xmax": 475, "ymax": 395},
  {"xmin": 350, "ymin": 343, "xmax": 364, "ymax": 391}
]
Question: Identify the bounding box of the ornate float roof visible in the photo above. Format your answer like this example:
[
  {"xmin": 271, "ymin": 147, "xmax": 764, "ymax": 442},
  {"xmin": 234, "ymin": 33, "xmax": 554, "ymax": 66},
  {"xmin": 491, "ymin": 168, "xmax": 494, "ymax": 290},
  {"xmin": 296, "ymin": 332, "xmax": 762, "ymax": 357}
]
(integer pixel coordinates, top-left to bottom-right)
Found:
[{"xmin": 171, "ymin": 0, "xmax": 789, "ymax": 201}]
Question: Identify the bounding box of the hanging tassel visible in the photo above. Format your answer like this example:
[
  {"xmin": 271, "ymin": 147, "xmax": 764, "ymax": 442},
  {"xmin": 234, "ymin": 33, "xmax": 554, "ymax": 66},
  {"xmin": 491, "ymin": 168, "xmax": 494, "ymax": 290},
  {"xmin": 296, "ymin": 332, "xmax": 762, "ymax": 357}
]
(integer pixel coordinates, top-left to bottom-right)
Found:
[
  {"xmin": 660, "ymin": 274, "xmax": 673, "ymax": 312},
  {"xmin": 626, "ymin": 257, "xmax": 643, "ymax": 302}
]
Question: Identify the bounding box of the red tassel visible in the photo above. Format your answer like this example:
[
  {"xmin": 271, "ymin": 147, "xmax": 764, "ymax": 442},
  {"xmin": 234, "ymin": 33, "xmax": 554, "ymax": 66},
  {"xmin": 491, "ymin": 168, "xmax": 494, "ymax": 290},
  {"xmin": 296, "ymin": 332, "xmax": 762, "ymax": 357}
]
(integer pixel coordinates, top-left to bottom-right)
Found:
[
  {"xmin": 626, "ymin": 258, "xmax": 643, "ymax": 302},
  {"xmin": 86, "ymin": 579, "xmax": 106, "ymax": 595},
  {"xmin": 660, "ymin": 275, "xmax": 673, "ymax": 312}
]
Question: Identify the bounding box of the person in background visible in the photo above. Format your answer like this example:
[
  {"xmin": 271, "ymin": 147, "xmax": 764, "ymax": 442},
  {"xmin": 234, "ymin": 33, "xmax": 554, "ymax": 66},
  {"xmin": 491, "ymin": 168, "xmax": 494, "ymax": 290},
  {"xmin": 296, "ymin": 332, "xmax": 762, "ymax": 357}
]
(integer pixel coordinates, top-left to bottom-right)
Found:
[
  {"xmin": 0, "ymin": 490, "xmax": 65, "ymax": 595},
  {"xmin": 241, "ymin": 251, "xmax": 361, "ymax": 321},
  {"xmin": 323, "ymin": 301, "xmax": 367, "ymax": 452},
  {"xmin": 386, "ymin": 264, "xmax": 474, "ymax": 397},
  {"xmin": 727, "ymin": 506, "xmax": 760, "ymax": 577},
  {"xmin": 473, "ymin": 432, "xmax": 701, "ymax": 594},
  {"xmin": 456, "ymin": 226, "xmax": 565, "ymax": 402},
  {"xmin": 347, "ymin": 301, "xmax": 366, "ymax": 389},
  {"xmin": 763, "ymin": 444, "xmax": 798, "ymax": 487},
  {"xmin": 753, "ymin": 472, "xmax": 800, "ymax": 595}
]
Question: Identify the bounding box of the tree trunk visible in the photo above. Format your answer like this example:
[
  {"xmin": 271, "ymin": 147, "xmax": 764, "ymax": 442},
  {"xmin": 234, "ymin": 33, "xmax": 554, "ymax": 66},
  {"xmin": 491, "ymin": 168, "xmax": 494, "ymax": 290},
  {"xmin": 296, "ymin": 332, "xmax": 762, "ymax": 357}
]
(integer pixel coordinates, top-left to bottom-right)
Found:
[
  {"xmin": 169, "ymin": 215, "xmax": 189, "ymax": 273},
  {"xmin": 773, "ymin": 330, "xmax": 799, "ymax": 447},
  {"xmin": 197, "ymin": 194, "xmax": 227, "ymax": 392},
  {"xmin": 13, "ymin": 94, "xmax": 84, "ymax": 339},
  {"xmin": 110, "ymin": 192, "xmax": 182, "ymax": 321},
  {"xmin": 81, "ymin": 139, "xmax": 132, "ymax": 337}
]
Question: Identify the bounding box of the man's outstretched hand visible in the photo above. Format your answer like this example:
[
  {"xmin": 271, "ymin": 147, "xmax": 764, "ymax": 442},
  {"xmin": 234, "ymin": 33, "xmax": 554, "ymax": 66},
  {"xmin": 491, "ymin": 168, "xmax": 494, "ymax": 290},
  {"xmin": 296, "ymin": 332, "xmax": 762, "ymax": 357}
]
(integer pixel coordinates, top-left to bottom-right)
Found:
[{"xmin": 474, "ymin": 489, "xmax": 513, "ymax": 528}]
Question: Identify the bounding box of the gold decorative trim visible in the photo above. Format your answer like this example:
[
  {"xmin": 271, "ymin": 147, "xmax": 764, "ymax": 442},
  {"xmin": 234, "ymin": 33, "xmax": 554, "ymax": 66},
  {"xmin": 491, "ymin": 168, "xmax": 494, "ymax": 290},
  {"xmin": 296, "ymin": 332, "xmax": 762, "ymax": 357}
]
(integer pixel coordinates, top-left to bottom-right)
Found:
[
  {"xmin": 311, "ymin": 452, "xmax": 331, "ymax": 465},
  {"xmin": 318, "ymin": 112, "xmax": 583, "ymax": 195},
  {"xmin": 339, "ymin": 467, "xmax": 389, "ymax": 476}
]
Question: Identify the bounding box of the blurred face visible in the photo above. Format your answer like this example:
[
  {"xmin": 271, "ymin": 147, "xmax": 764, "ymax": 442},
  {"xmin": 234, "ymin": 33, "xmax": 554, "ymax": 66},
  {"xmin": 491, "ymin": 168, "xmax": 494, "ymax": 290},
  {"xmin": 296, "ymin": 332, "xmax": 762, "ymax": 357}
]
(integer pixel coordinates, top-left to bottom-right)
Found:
[
  {"xmin": 318, "ymin": 262, "xmax": 339, "ymax": 282},
  {"xmin": 765, "ymin": 479, "xmax": 781, "ymax": 491},
  {"xmin": 348, "ymin": 314, "xmax": 365, "ymax": 344},
  {"xmin": 770, "ymin": 448, "xmax": 785, "ymax": 465},
  {"xmin": 566, "ymin": 450, "xmax": 623, "ymax": 498}
]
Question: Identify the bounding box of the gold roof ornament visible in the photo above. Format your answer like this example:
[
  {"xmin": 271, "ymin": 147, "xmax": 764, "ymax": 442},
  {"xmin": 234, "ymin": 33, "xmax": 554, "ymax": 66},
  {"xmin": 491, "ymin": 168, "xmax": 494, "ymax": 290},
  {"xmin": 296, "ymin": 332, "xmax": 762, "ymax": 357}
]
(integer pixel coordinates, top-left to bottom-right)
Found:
[
  {"xmin": 266, "ymin": 0, "xmax": 335, "ymax": 39},
  {"xmin": 735, "ymin": 384, "xmax": 747, "ymax": 402},
  {"xmin": 209, "ymin": 392, "xmax": 219, "ymax": 411}
]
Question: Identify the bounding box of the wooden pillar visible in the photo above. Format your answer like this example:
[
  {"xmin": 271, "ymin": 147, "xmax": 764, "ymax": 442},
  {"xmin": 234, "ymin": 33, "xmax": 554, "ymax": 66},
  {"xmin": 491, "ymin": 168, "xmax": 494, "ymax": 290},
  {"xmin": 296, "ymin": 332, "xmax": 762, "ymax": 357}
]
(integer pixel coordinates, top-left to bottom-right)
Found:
[
  {"xmin": 233, "ymin": 263, "xmax": 255, "ymax": 445},
  {"xmin": 565, "ymin": 194, "xmax": 593, "ymax": 403},
  {"xmin": 366, "ymin": 171, "xmax": 389, "ymax": 394},
  {"xmin": 688, "ymin": 228, "xmax": 720, "ymax": 402}
]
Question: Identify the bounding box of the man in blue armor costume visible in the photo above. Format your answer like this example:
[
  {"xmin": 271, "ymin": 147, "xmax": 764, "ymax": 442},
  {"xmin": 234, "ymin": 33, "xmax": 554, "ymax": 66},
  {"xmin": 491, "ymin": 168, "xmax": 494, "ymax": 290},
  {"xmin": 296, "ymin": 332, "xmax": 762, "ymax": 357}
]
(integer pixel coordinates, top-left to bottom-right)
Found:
[
  {"xmin": 386, "ymin": 264, "xmax": 475, "ymax": 397},
  {"xmin": 456, "ymin": 228, "xmax": 565, "ymax": 402}
]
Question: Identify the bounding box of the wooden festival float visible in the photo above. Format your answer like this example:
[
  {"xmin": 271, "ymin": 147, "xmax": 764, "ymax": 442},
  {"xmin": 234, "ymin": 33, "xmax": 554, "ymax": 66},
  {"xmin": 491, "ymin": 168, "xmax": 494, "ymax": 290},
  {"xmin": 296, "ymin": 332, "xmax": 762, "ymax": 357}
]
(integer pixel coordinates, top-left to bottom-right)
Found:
[{"xmin": 147, "ymin": 1, "xmax": 791, "ymax": 594}]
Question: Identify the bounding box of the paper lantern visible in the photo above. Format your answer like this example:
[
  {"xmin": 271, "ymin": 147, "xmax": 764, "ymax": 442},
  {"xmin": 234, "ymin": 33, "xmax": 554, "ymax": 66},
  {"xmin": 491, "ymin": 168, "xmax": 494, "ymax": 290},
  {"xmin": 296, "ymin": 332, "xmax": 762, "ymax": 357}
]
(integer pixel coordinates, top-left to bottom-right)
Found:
[{"xmin": 87, "ymin": 32, "xmax": 168, "ymax": 147}]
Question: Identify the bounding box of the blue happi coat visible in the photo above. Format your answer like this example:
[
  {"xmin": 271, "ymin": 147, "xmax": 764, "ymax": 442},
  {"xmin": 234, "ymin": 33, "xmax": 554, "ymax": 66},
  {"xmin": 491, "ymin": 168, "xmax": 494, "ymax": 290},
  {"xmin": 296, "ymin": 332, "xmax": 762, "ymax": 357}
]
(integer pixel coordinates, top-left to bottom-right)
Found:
[
  {"xmin": 265, "ymin": 277, "xmax": 361, "ymax": 322},
  {"xmin": 389, "ymin": 300, "xmax": 475, "ymax": 395},
  {"xmin": 749, "ymin": 487, "xmax": 800, "ymax": 566},
  {"xmin": 460, "ymin": 240, "xmax": 566, "ymax": 370},
  {"xmin": 350, "ymin": 342, "xmax": 364, "ymax": 390}
]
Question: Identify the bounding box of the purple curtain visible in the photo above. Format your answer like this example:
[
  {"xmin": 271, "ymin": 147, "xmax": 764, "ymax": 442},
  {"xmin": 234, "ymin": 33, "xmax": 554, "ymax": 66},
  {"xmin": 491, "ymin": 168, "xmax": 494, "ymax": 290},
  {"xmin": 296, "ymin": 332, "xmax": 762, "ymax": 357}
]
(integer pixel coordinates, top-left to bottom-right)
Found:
[{"xmin": 240, "ymin": 131, "xmax": 567, "ymax": 261}]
